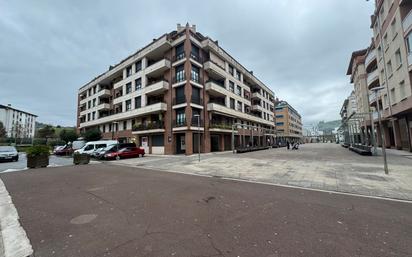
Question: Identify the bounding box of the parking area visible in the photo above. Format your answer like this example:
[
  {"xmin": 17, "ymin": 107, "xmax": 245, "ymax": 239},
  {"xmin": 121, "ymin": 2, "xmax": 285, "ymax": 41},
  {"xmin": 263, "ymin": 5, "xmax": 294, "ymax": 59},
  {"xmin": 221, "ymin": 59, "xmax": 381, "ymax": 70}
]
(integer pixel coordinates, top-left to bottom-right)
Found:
[
  {"xmin": 110, "ymin": 143, "xmax": 412, "ymax": 200},
  {"xmin": 0, "ymin": 153, "xmax": 74, "ymax": 172}
]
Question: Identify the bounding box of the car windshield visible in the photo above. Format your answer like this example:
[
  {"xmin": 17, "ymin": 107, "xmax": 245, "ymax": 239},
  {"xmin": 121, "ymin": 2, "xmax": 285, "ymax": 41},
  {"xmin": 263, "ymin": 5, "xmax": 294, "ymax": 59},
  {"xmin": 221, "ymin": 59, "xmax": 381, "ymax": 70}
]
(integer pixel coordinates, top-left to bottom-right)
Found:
[{"xmin": 0, "ymin": 146, "xmax": 15, "ymax": 152}]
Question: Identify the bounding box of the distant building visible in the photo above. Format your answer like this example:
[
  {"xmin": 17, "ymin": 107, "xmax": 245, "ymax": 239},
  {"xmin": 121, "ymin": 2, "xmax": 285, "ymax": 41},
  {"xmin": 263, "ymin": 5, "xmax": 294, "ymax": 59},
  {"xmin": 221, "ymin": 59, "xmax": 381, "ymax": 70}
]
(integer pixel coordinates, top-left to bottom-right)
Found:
[
  {"xmin": 0, "ymin": 104, "xmax": 37, "ymax": 138},
  {"xmin": 274, "ymin": 100, "xmax": 303, "ymax": 143}
]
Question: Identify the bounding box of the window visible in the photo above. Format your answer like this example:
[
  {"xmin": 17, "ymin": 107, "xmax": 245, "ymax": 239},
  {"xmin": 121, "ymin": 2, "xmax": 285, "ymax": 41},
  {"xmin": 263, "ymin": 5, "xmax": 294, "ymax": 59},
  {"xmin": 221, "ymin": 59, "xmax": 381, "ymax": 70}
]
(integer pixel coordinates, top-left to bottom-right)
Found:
[
  {"xmin": 380, "ymin": 69, "xmax": 385, "ymax": 82},
  {"xmin": 229, "ymin": 81, "xmax": 235, "ymax": 93},
  {"xmin": 236, "ymin": 70, "xmax": 241, "ymax": 80},
  {"xmin": 230, "ymin": 98, "xmax": 235, "ymax": 109},
  {"xmin": 135, "ymin": 78, "xmax": 142, "ymax": 91},
  {"xmin": 390, "ymin": 88, "xmax": 396, "ymax": 103},
  {"xmin": 93, "ymin": 86, "xmax": 97, "ymax": 94},
  {"xmin": 176, "ymin": 109, "xmax": 186, "ymax": 126},
  {"xmin": 92, "ymin": 98, "xmax": 96, "ymax": 107},
  {"xmin": 276, "ymin": 115, "xmax": 284, "ymax": 118},
  {"xmin": 384, "ymin": 94, "xmax": 388, "ymax": 106},
  {"xmin": 175, "ymin": 43, "xmax": 185, "ymax": 60},
  {"xmin": 175, "ymin": 65, "xmax": 185, "ymax": 82},
  {"xmin": 387, "ymin": 60, "xmax": 392, "ymax": 75},
  {"xmin": 126, "ymin": 100, "xmax": 132, "ymax": 111},
  {"xmin": 391, "ymin": 18, "xmax": 397, "ymax": 39},
  {"xmin": 191, "ymin": 86, "xmax": 201, "ymax": 104},
  {"xmin": 191, "ymin": 43, "xmax": 200, "ymax": 61},
  {"xmin": 135, "ymin": 60, "xmax": 142, "ymax": 72},
  {"xmin": 377, "ymin": 47, "xmax": 382, "ymax": 59},
  {"xmin": 123, "ymin": 121, "xmax": 127, "ymax": 130},
  {"xmin": 92, "ymin": 112, "xmax": 95, "ymax": 120},
  {"xmin": 237, "ymin": 101, "xmax": 242, "ymax": 112},
  {"xmin": 229, "ymin": 65, "xmax": 234, "ymax": 76},
  {"xmin": 276, "ymin": 122, "xmax": 284, "ymax": 126},
  {"xmin": 135, "ymin": 96, "xmax": 141, "ymax": 109},
  {"xmin": 395, "ymin": 49, "xmax": 402, "ymax": 67},
  {"xmin": 383, "ymin": 34, "xmax": 388, "ymax": 49},
  {"xmin": 191, "ymin": 66, "xmax": 200, "ymax": 83},
  {"xmin": 88, "ymin": 100, "xmax": 91, "ymax": 109},
  {"xmin": 406, "ymin": 32, "xmax": 412, "ymax": 55},
  {"xmin": 236, "ymin": 85, "xmax": 242, "ymax": 96},
  {"xmin": 400, "ymin": 81, "xmax": 406, "ymax": 100},
  {"xmin": 126, "ymin": 66, "xmax": 132, "ymax": 77},
  {"xmin": 87, "ymin": 113, "xmax": 91, "ymax": 121},
  {"xmin": 126, "ymin": 83, "xmax": 132, "ymax": 94},
  {"xmin": 102, "ymin": 125, "xmax": 106, "ymax": 133}
]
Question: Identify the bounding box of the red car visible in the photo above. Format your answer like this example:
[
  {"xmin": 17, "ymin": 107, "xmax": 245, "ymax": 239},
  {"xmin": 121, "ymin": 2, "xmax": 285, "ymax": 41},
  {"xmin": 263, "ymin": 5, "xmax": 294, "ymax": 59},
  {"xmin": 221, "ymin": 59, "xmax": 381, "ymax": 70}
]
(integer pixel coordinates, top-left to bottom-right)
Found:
[
  {"xmin": 54, "ymin": 145, "xmax": 74, "ymax": 156},
  {"xmin": 104, "ymin": 147, "xmax": 145, "ymax": 160}
]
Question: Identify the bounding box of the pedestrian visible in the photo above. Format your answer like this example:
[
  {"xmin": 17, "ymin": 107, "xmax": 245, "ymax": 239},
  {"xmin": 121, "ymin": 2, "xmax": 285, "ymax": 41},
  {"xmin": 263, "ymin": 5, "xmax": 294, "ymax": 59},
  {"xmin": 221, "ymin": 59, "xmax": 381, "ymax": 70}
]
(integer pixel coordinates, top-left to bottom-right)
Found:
[{"xmin": 286, "ymin": 141, "xmax": 290, "ymax": 150}]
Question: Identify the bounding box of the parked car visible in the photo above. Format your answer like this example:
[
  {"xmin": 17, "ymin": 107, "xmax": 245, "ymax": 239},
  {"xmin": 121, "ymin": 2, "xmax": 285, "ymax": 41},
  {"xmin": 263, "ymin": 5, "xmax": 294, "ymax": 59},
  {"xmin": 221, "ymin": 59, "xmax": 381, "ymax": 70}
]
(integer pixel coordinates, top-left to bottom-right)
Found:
[
  {"xmin": 104, "ymin": 147, "xmax": 145, "ymax": 160},
  {"xmin": 74, "ymin": 140, "xmax": 118, "ymax": 155},
  {"xmin": 72, "ymin": 140, "xmax": 86, "ymax": 150},
  {"xmin": 95, "ymin": 143, "xmax": 137, "ymax": 159},
  {"xmin": 90, "ymin": 144, "xmax": 117, "ymax": 158},
  {"xmin": 0, "ymin": 146, "xmax": 19, "ymax": 162},
  {"xmin": 54, "ymin": 145, "xmax": 74, "ymax": 156}
]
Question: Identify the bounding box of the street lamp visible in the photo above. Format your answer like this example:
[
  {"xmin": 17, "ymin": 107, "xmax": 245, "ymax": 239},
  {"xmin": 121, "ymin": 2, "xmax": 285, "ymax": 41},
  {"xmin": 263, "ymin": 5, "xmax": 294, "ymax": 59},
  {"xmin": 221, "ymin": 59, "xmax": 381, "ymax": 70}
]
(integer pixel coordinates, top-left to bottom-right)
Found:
[
  {"xmin": 193, "ymin": 114, "xmax": 201, "ymax": 162},
  {"xmin": 371, "ymin": 86, "xmax": 388, "ymax": 174},
  {"xmin": 111, "ymin": 121, "xmax": 119, "ymax": 140}
]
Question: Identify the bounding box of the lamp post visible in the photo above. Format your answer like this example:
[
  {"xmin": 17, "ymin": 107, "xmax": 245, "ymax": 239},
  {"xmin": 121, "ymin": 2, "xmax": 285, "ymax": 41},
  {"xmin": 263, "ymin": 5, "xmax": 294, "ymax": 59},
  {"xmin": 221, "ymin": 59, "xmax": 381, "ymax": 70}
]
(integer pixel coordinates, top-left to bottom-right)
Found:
[
  {"xmin": 371, "ymin": 86, "xmax": 388, "ymax": 174},
  {"xmin": 193, "ymin": 114, "xmax": 200, "ymax": 162}
]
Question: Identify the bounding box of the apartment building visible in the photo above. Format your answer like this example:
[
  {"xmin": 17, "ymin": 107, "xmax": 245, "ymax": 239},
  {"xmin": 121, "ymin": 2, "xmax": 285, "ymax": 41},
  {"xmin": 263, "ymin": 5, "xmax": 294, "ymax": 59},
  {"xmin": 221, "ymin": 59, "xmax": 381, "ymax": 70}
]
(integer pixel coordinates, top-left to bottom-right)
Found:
[
  {"xmin": 274, "ymin": 100, "xmax": 303, "ymax": 143},
  {"xmin": 340, "ymin": 91, "xmax": 358, "ymax": 145},
  {"xmin": 0, "ymin": 104, "xmax": 37, "ymax": 138},
  {"xmin": 367, "ymin": 0, "xmax": 412, "ymax": 151},
  {"xmin": 77, "ymin": 24, "xmax": 276, "ymax": 155}
]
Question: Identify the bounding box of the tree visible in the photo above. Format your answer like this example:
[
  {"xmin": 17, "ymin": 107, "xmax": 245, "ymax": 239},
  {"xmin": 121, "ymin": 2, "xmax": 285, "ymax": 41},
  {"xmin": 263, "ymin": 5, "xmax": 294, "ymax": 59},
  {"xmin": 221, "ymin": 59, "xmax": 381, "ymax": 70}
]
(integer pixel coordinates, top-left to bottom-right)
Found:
[
  {"xmin": 0, "ymin": 122, "xmax": 6, "ymax": 138},
  {"xmin": 59, "ymin": 129, "xmax": 78, "ymax": 143},
  {"xmin": 36, "ymin": 125, "xmax": 55, "ymax": 139},
  {"xmin": 82, "ymin": 128, "xmax": 102, "ymax": 142}
]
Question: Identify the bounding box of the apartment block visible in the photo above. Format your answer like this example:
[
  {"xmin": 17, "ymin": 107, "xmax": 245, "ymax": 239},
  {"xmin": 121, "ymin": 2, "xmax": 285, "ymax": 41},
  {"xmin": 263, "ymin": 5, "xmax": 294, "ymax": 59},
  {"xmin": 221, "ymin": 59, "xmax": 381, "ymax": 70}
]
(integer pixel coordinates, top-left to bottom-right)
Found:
[
  {"xmin": 0, "ymin": 104, "xmax": 37, "ymax": 138},
  {"xmin": 274, "ymin": 100, "xmax": 303, "ymax": 143},
  {"xmin": 77, "ymin": 24, "xmax": 276, "ymax": 155},
  {"xmin": 368, "ymin": 0, "xmax": 412, "ymax": 150}
]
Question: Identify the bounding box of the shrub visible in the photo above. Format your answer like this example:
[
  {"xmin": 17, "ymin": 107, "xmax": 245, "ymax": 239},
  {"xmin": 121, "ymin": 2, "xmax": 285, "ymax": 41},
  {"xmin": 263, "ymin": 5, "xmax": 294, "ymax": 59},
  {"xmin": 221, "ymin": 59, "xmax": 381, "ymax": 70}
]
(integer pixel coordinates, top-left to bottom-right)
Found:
[
  {"xmin": 33, "ymin": 138, "xmax": 47, "ymax": 145},
  {"xmin": 26, "ymin": 145, "xmax": 50, "ymax": 157},
  {"xmin": 47, "ymin": 139, "xmax": 66, "ymax": 147},
  {"xmin": 82, "ymin": 128, "xmax": 102, "ymax": 142}
]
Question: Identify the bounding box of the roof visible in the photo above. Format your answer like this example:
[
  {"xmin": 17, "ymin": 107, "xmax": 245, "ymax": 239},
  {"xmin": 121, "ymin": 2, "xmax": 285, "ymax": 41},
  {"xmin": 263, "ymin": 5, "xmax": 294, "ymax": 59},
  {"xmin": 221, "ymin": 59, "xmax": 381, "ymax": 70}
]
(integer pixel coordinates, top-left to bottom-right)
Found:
[
  {"xmin": 346, "ymin": 49, "xmax": 367, "ymax": 76},
  {"xmin": 0, "ymin": 104, "xmax": 38, "ymax": 117}
]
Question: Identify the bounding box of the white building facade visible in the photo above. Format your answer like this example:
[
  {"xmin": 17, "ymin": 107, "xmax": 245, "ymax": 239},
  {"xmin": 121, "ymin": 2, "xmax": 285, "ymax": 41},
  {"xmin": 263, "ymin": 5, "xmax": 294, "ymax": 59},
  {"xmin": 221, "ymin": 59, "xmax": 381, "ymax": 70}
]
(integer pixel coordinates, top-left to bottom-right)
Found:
[{"xmin": 0, "ymin": 104, "xmax": 37, "ymax": 138}]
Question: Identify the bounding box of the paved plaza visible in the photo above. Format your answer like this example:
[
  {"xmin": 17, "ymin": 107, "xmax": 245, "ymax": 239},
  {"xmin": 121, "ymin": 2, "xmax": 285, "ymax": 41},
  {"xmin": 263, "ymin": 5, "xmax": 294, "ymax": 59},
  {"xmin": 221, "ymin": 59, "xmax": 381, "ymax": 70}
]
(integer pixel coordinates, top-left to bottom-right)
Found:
[
  {"xmin": 111, "ymin": 143, "xmax": 412, "ymax": 201},
  {"xmin": 1, "ymin": 164, "xmax": 412, "ymax": 257}
]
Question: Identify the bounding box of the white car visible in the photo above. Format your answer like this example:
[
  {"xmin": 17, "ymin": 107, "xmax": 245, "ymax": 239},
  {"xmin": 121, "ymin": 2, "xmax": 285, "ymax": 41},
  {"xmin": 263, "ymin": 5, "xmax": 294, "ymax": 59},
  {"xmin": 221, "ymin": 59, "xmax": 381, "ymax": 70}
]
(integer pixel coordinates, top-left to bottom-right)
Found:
[
  {"xmin": 74, "ymin": 140, "xmax": 118, "ymax": 155},
  {"xmin": 0, "ymin": 146, "xmax": 19, "ymax": 162}
]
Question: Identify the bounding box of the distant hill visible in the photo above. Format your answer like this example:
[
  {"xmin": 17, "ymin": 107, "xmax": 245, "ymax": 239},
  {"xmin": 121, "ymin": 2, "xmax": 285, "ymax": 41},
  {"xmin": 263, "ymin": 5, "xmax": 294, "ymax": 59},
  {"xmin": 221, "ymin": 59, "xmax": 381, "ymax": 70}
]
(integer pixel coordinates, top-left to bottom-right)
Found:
[
  {"xmin": 35, "ymin": 122, "xmax": 76, "ymax": 138},
  {"xmin": 317, "ymin": 120, "xmax": 341, "ymax": 132}
]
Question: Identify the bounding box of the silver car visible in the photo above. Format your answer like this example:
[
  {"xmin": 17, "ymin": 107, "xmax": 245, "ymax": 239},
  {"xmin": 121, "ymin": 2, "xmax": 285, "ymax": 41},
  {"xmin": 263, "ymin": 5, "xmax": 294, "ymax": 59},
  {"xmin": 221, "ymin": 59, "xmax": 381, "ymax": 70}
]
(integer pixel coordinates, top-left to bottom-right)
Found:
[{"xmin": 0, "ymin": 146, "xmax": 19, "ymax": 162}]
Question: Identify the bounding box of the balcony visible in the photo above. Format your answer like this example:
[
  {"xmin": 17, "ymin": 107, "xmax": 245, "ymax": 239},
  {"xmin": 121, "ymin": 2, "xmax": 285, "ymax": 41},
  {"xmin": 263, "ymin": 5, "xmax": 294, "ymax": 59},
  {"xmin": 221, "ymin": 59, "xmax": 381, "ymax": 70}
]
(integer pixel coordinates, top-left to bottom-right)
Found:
[
  {"xmin": 251, "ymin": 92, "xmax": 263, "ymax": 99},
  {"xmin": 367, "ymin": 69, "xmax": 379, "ymax": 89},
  {"xmin": 209, "ymin": 121, "xmax": 233, "ymax": 131},
  {"xmin": 173, "ymin": 118, "xmax": 187, "ymax": 127},
  {"xmin": 365, "ymin": 49, "xmax": 377, "ymax": 67},
  {"xmin": 96, "ymin": 103, "xmax": 111, "ymax": 111},
  {"xmin": 403, "ymin": 10, "xmax": 412, "ymax": 33},
  {"xmin": 132, "ymin": 121, "xmax": 165, "ymax": 134},
  {"xmin": 97, "ymin": 89, "xmax": 111, "ymax": 97},
  {"xmin": 173, "ymin": 96, "xmax": 186, "ymax": 105},
  {"xmin": 252, "ymin": 104, "xmax": 264, "ymax": 112},
  {"xmin": 145, "ymin": 58, "xmax": 171, "ymax": 76},
  {"xmin": 206, "ymin": 81, "xmax": 226, "ymax": 96},
  {"xmin": 207, "ymin": 103, "xmax": 274, "ymax": 126},
  {"xmin": 191, "ymin": 96, "xmax": 203, "ymax": 106},
  {"xmin": 190, "ymin": 118, "xmax": 204, "ymax": 127},
  {"xmin": 204, "ymin": 60, "xmax": 226, "ymax": 79},
  {"xmin": 172, "ymin": 52, "xmax": 186, "ymax": 64},
  {"xmin": 144, "ymin": 80, "xmax": 169, "ymax": 95}
]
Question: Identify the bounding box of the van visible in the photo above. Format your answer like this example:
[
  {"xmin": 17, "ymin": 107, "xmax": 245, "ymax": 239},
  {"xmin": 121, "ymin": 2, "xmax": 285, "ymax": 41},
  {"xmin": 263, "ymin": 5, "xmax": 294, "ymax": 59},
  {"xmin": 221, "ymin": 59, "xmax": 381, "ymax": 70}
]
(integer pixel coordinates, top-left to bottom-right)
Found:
[{"xmin": 74, "ymin": 140, "xmax": 118, "ymax": 155}]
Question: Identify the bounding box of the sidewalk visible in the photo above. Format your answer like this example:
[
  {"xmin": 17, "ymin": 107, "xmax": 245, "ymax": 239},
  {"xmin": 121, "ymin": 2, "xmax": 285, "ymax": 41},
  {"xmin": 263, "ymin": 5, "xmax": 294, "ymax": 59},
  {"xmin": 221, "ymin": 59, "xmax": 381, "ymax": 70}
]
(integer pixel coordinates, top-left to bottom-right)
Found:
[{"xmin": 110, "ymin": 143, "xmax": 412, "ymax": 201}]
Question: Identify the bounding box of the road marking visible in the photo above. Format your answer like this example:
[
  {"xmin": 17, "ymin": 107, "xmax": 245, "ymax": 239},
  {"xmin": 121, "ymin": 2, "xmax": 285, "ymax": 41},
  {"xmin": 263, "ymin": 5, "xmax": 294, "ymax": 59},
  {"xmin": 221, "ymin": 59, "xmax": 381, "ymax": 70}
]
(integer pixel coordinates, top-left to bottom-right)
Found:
[
  {"xmin": 0, "ymin": 178, "xmax": 33, "ymax": 257},
  {"xmin": 107, "ymin": 162, "xmax": 412, "ymax": 204}
]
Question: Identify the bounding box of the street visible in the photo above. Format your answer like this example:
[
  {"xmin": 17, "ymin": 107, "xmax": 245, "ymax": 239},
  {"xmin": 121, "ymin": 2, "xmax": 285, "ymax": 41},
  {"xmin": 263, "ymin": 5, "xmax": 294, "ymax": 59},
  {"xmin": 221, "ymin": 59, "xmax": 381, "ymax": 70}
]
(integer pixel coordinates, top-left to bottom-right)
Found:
[
  {"xmin": 0, "ymin": 153, "xmax": 74, "ymax": 172},
  {"xmin": 1, "ymin": 163, "xmax": 411, "ymax": 257}
]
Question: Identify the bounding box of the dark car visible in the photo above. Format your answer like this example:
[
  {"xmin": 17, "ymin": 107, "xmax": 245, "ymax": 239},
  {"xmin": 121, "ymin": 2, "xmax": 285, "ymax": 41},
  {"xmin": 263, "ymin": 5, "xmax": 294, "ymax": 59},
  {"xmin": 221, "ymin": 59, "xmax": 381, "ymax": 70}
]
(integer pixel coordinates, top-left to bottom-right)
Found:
[
  {"xmin": 104, "ymin": 147, "xmax": 145, "ymax": 160},
  {"xmin": 0, "ymin": 146, "xmax": 19, "ymax": 162},
  {"xmin": 54, "ymin": 145, "xmax": 74, "ymax": 156}
]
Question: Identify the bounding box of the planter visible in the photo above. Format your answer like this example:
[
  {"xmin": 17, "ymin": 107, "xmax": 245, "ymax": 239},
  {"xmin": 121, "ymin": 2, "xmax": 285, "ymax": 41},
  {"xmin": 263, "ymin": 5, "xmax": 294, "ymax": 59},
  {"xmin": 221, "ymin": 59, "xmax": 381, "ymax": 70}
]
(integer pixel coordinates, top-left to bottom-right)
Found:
[
  {"xmin": 73, "ymin": 153, "xmax": 90, "ymax": 165},
  {"xmin": 27, "ymin": 154, "xmax": 49, "ymax": 169}
]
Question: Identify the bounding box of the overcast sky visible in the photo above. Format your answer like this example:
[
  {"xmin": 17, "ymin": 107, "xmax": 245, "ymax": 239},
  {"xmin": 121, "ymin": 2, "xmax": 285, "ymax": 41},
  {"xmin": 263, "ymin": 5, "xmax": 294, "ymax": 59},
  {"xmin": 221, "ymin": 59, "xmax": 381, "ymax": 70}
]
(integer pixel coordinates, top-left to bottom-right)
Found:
[{"xmin": 0, "ymin": 0, "xmax": 374, "ymax": 126}]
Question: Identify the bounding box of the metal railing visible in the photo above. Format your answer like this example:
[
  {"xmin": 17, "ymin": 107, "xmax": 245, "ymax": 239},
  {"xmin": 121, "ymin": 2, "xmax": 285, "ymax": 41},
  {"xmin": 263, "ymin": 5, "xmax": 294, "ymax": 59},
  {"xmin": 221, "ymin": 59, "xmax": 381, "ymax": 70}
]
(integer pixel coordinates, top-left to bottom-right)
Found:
[
  {"xmin": 173, "ymin": 96, "xmax": 186, "ymax": 105},
  {"xmin": 173, "ymin": 118, "xmax": 187, "ymax": 127},
  {"xmin": 132, "ymin": 122, "xmax": 164, "ymax": 131}
]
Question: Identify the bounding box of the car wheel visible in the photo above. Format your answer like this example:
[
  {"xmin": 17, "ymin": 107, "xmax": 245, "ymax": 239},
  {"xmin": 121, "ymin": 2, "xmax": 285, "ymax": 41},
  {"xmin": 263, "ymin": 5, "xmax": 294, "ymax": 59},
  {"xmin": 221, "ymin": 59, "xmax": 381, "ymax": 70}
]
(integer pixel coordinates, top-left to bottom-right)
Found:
[
  {"xmin": 14, "ymin": 156, "xmax": 19, "ymax": 162},
  {"xmin": 115, "ymin": 155, "xmax": 120, "ymax": 161}
]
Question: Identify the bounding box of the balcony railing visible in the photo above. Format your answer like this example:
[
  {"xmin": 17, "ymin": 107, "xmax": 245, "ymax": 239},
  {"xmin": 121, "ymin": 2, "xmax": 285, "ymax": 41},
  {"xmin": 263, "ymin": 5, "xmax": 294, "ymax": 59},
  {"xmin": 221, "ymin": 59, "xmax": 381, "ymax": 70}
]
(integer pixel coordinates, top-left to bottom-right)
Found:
[
  {"xmin": 206, "ymin": 79, "xmax": 225, "ymax": 88},
  {"xmin": 190, "ymin": 53, "xmax": 203, "ymax": 63},
  {"xmin": 403, "ymin": 10, "xmax": 412, "ymax": 32},
  {"xmin": 190, "ymin": 118, "xmax": 204, "ymax": 127},
  {"xmin": 132, "ymin": 122, "xmax": 164, "ymax": 131},
  {"xmin": 210, "ymin": 122, "xmax": 232, "ymax": 130},
  {"xmin": 173, "ymin": 96, "xmax": 186, "ymax": 105},
  {"xmin": 190, "ymin": 74, "xmax": 203, "ymax": 84},
  {"xmin": 365, "ymin": 49, "xmax": 377, "ymax": 66},
  {"xmin": 191, "ymin": 96, "xmax": 203, "ymax": 105},
  {"xmin": 173, "ymin": 118, "xmax": 187, "ymax": 127},
  {"xmin": 367, "ymin": 69, "xmax": 379, "ymax": 86},
  {"xmin": 146, "ymin": 79, "xmax": 168, "ymax": 87},
  {"xmin": 173, "ymin": 74, "xmax": 186, "ymax": 84},
  {"xmin": 172, "ymin": 52, "xmax": 186, "ymax": 62}
]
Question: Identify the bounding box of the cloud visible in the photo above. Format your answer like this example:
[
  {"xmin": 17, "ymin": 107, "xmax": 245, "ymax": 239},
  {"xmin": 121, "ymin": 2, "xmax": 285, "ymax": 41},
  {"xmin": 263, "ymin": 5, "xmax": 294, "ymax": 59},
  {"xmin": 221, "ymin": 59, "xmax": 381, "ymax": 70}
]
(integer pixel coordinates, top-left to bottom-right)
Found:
[{"xmin": 0, "ymin": 0, "xmax": 374, "ymax": 126}]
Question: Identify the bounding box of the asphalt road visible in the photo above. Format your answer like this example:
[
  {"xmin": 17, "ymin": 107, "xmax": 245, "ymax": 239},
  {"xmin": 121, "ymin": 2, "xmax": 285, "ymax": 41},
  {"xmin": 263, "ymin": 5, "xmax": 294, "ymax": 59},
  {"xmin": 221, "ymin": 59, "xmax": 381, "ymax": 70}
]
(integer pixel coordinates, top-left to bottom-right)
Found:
[
  {"xmin": 0, "ymin": 153, "xmax": 73, "ymax": 172},
  {"xmin": 1, "ymin": 164, "xmax": 412, "ymax": 257}
]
